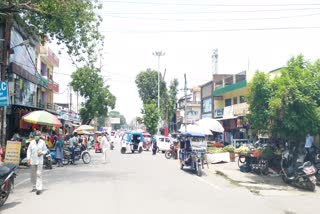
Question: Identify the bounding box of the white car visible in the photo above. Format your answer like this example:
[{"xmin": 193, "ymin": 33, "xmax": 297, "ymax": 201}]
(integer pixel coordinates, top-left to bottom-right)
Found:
[{"xmin": 156, "ymin": 136, "xmax": 172, "ymax": 152}]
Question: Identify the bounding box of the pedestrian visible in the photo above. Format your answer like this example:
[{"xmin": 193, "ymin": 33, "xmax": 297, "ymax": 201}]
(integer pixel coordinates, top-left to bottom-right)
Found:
[
  {"xmin": 68, "ymin": 132, "xmax": 78, "ymax": 165},
  {"xmin": 27, "ymin": 130, "xmax": 48, "ymax": 195},
  {"xmin": 152, "ymin": 137, "xmax": 157, "ymax": 155},
  {"xmin": 101, "ymin": 133, "xmax": 110, "ymax": 163},
  {"xmin": 54, "ymin": 136, "xmax": 64, "ymax": 167},
  {"xmin": 305, "ymin": 134, "xmax": 314, "ymax": 162}
]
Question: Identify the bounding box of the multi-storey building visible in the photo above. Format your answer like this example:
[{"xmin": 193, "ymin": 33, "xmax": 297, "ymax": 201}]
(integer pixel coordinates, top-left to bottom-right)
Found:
[{"xmin": 3, "ymin": 21, "xmax": 60, "ymax": 139}]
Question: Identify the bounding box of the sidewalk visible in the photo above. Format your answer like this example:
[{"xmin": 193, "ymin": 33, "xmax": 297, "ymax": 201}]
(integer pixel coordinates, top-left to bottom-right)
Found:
[{"xmin": 206, "ymin": 159, "xmax": 318, "ymax": 195}]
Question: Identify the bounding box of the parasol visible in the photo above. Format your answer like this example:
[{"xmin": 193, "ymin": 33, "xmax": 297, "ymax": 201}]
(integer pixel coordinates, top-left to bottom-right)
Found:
[
  {"xmin": 74, "ymin": 125, "xmax": 94, "ymax": 133},
  {"xmin": 195, "ymin": 118, "xmax": 224, "ymax": 133},
  {"xmin": 22, "ymin": 110, "xmax": 62, "ymax": 127}
]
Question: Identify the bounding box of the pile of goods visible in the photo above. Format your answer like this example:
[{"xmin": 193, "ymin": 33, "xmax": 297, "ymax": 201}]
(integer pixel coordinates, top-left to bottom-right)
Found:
[{"xmin": 207, "ymin": 145, "xmax": 235, "ymax": 154}]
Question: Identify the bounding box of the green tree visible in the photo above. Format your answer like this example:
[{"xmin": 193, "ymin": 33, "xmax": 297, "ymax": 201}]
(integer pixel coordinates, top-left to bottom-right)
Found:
[
  {"xmin": 135, "ymin": 69, "xmax": 167, "ymax": 106},
  {"xmin": 167, "ymin": 79, "xmax": 179, "ymax": 130},
  {"xmin": 247, "ymin": 55, "xmax": 320, "ymax": 143},
  {"xmin": 70, "ymin": 66, "xmax": 116, "ymax": 124},
  {"xmin": 247, "ymin": 72, "xmax": 273, "ymax": 135},
  {"xmin": 1, "ymin": 0, "xmax": 103, "ymax": 63},
  {"xmin": 143, "ymin": 101, "xmax": 159, "ymax": 135}
]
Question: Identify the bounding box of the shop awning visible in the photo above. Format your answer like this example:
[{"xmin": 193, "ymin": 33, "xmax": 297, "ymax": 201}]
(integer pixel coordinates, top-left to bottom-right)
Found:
[{"xmin": 216, "ymin": 116, "xmax": 238, "ymax": 121}]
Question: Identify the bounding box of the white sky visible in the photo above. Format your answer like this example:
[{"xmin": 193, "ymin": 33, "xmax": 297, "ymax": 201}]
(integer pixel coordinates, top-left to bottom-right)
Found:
[{"xmin": 53, "ymin": 0, "xmax": 320, "ymax": 122}]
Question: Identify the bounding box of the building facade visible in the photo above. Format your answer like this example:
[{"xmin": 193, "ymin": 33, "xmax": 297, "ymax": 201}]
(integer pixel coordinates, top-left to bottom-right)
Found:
[{"xmin": 4, "ymin": 22, "xmax": 60, "ymax": 139}]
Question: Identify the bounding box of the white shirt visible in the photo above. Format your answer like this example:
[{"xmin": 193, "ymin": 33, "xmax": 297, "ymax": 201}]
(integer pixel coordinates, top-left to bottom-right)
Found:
[
  {"xmin": 27, "ymin": 139, "xmax": 48, "ymax": 165},
  {"xmin": 101, "ymin": 136, "xmax": 110, "ymax": 150},
  {"xmin": 305, "ymin": 135, "xmax": 314, "ymax": 148}
]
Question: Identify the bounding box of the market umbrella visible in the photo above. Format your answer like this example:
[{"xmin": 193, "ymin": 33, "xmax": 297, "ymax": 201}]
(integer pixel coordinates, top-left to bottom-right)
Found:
[
  {"xmin": 22, "ymin": 110, "xmax": 62, "ymax": 127},
  {"xmin": 179, "ymin": 124, "xmax": 212, "ymax": 135},
  {"xmin": 74, "ymin": 125, "xmax": 94, "ymax": 133},
  {"xmin": 195, "ymin": 118, "xmax": 224, "ymax": 133}
]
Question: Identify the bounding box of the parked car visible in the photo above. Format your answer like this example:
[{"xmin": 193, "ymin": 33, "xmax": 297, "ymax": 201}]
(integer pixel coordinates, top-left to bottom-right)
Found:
[{"xmin": 156, "ymin": 136, "xmax": 172, "ymax": 153}]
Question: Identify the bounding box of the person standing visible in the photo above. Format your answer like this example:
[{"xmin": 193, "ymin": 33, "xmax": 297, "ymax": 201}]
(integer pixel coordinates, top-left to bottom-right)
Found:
[
  {"xmin": 27, "ymin": 131, "xmax": 48, "ymax": 195},
  {"xmin": 101, "ymin": 133, "xmax": 110, "ymax": 163},
  {"xmin": 54, "ymin": 136, "xmax": 64, "ymax": 167},
  {"xmin": 68, "ymin": 133, "xmax": 78, "ymax": 165},
  {"xmin": 152, "ymin": 137, "xmax": 157, "ymax": 155},
  {"xmin": 305, "ymin": 134, "xmax": 314, "ymax": 162}
]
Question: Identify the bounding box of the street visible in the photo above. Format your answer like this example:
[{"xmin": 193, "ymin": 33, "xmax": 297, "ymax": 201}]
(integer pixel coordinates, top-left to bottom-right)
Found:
[{"xmin": 1, "ymin": 144, "xmax": 320, "ymax": 214}]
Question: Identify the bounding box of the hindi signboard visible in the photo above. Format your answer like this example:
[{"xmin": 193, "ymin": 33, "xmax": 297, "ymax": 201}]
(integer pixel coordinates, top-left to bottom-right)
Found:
[{"xmin": 5, "ymin": 141, "xmax": 21, "ymax": 165}]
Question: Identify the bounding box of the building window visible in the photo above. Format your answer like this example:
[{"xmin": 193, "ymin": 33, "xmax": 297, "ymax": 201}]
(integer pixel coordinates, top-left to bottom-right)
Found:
[
  {"xmin": 233, "ymin": 97, "xmax": 238, "ymax": 105},
  {"xmin": 225, "ymin": 98, "xmax": 232, "ymax": 107},
  {"xmin": 240, "ymin": 96, "xmax": 245, "ymax": 103}
]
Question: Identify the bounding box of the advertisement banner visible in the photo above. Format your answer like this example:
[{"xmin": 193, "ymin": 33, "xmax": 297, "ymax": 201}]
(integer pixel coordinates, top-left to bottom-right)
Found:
[
  {"xmin": 110, "ymin": 118, "xmax": 121, "ymax": 124},
  {"xmin": 5, "ymin": 141, "xmax": 21, "ymax": 165}
]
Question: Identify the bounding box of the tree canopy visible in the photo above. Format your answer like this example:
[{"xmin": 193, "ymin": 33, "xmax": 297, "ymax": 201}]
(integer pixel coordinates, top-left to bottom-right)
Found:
[
  {"xmin": 143, "ymin": 101, "xmax": 159, "ymax": 135},
  {"xmin": 135, "ymin": 69, "xmax": 167, "ymax": 106},
  {"xmin": 247, "ymin": 55, "xmax": 320, "ymax": 143},
  {"xmin": 1, "ymin": 0, "xmax": 103, "ymax": 63},
  {"xmin": 70, "ymin": 66, "xmax": 116, "ymax": 124}
]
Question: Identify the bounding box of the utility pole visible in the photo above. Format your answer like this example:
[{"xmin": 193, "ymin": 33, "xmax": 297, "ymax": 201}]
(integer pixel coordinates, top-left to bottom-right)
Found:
[
  {"xmin": 152, "ymin": 51, "xmax": 165, "ymax": 135},
  {"xmin": 183, "ymin": 73, "xmax": 188, "ymax": 132},
  {"xmin": 212, "ymin": 49, "xmax": 218, "ymax": 74},
  {"xmin": 0, "ymin": 2, "xmax": 13, "ymax": 147},
  {"xmin": 69, "ymin": 85, "xmax": 72, "ymax": 112}
]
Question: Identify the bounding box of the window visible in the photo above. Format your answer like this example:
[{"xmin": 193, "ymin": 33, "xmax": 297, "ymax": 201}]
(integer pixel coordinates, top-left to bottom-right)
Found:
[
  {"xmin": 233, "ymin": 97, "xmax": 238, "ymax": 105},
  {"xmin": 240, "ymin": 96, "xmax": 245, "ymax": 103},
  {"xmin": 225, "ymin": 98, "xmax": 232, "ymax": 107}
]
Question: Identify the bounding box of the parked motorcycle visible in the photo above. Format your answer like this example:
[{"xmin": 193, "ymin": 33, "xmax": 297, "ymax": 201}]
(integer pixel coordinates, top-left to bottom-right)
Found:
[
  {"xmin": 280, "ymin": 143, "xmax": 317, "ymax": 191},
  {"xmin": 43, "ymin": 150, "xmax": 53, "ymax": 169},
  {"xmin": 0, "ymin": 163, "xmax": 18, "ymax": 207},
  {"xmin": 165, "ymin": 144, "xmax": 178, "ymax": 159},
  {"xmin": 304, "ymin": 145, "xmax": 320, "ymax": 185}
]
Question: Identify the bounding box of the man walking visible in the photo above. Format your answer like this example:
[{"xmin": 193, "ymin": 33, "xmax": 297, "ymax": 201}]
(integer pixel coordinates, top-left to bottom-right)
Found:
[
  {"xmin": 27, "ymin": 131, "xmax": 48, "ymax": 195},
  {"xmin": 101, "ymin": 133, "xmax": 110, "ymax": 163},
  {"xmin": 305, "ymin": 134, "xmax": 314, "ymax": 162}
]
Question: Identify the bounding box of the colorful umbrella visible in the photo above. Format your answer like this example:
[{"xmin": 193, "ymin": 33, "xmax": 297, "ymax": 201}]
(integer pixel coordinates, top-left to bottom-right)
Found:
[
  {"xmin": 74, "ymin": 125, "xmax": 94, "ymax": 133},
  {"xmin": 22, "ymin": 110, "xmax": 62, "ymax": 127}
]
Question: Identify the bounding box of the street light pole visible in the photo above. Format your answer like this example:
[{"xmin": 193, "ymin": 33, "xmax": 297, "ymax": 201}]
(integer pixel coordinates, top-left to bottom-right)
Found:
[{"xmin": 152, "ymin": 51, "xmax": 165, "ymax": 135}]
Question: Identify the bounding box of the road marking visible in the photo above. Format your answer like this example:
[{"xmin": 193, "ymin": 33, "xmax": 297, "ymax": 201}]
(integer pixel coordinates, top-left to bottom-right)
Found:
[{"xmin": 197, "ymin": 176, "xmax": 222, "ymax": 191}]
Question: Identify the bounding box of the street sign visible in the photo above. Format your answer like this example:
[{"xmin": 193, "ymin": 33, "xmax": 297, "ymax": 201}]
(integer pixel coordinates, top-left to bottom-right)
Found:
[
  {"xmin": 0, "ymin": 81, "xmax": 9, "ymax": 107},
  {"xmin": 5, "ymin": 141, "xmax": 21, "ymax": 165}
]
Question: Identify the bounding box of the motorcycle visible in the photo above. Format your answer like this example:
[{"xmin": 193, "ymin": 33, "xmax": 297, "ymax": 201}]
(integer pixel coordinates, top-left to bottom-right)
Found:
[
  {"xmin": 0, "ymin": 163, "xmax": 18, "ymax": 207},
  {"xmin": 281, "ymin": 143, "xmax": 317, "ymax": 191},
  {"xmin": 165, "ymin": 144, "xmax": 178, "ymax": 159},
  {"xmin": 43, "ymin": 150, "xmax": 53, "ymax": 169},
  {"xmin": 304, "ymin": 145, "xmax": 320, "ymax": 185}
]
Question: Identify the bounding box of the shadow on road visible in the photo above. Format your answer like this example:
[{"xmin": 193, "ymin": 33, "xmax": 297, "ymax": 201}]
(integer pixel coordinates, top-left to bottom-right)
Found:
[{"xmin": 0, "ymin": 201, "xmax": 22, "ymax": 211}]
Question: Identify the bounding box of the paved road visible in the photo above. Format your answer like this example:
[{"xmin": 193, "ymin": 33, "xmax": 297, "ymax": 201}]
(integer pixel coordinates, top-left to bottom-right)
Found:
[{"xmin": 0, "ymin": 144, "xmax": 317, "ymax": 214}]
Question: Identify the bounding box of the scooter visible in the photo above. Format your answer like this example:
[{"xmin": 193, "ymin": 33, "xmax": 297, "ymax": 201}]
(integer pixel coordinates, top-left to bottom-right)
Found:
[
  {"xmin": 281, "ymin": 143, "xmax": 317, "ymax": 191},
  {"xmin": 0, "ymin": 163, "xmax": 18, "ymax": 207}
]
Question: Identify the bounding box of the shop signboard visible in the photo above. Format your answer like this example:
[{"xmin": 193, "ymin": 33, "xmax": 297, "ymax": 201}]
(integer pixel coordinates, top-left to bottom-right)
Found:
[
  {"xmin": 233, "ymin": 103, "xmax": 249, "ymax": 116},
  {"xmin": 0, "ymin": 81, "xmax": 9, "ymax": 106},
  {"xmin": 110, "ymin": 117, "xmax": 121, "ymax": 124},
  {"xmin": 223, "ymin": 106, "xmax": 234, "ymax": 118},
  {"xmin": 5, "ymin": 141, "xmax": 21, "ymax": 165}
]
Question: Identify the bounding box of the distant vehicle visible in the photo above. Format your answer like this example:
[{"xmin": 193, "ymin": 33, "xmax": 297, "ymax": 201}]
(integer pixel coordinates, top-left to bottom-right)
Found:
[
  {"xmin": 155, "ymin": 136, "xmax": 172, "ymax": 153},
  {"xmin": 121, "ymin": 131, "xmax": 143, "ymax": 154}
]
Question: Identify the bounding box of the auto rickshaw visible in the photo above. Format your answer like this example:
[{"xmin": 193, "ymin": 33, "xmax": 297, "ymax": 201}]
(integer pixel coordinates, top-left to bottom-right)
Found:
[
  {"xmin": 121, "ymin": 131, "xmax": 143, "ymax": 154},
  {"xmin": 179, "ymin": 132, "xmax": 207, "ymax": 177}
]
